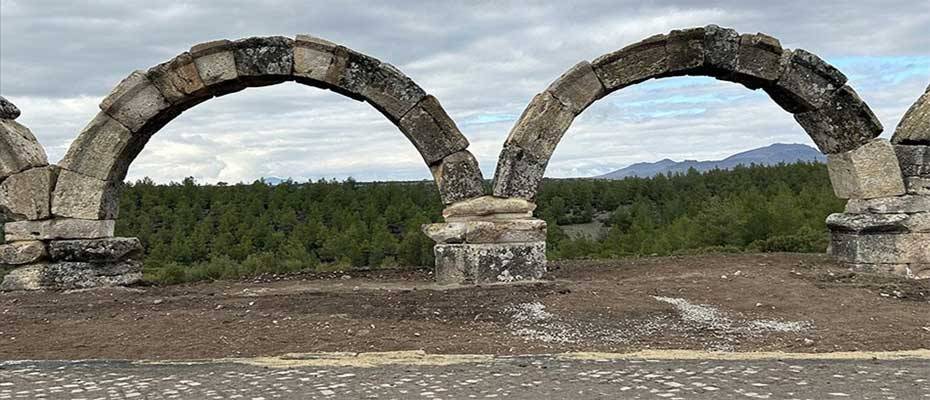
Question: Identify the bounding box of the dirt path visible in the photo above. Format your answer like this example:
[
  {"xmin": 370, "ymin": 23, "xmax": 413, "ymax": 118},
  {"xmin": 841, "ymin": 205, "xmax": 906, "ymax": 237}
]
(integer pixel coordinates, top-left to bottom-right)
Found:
[{"xmin": 0, "ymin": 253, "xmax": 928, "ymax": 360}]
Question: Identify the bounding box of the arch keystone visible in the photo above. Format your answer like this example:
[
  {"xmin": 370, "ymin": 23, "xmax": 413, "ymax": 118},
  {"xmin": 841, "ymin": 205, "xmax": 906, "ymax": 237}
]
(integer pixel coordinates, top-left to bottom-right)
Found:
[
  {"xmin": 667, "ymin": 27, "xmax": 706, "ymax": 74},
  {"xmin": 233, "ymin": 36, "xmax": 295, "ymax": 86},
  {"xmin": 293, "ymin": 34, "xmax": 338, "ymax": 83}
]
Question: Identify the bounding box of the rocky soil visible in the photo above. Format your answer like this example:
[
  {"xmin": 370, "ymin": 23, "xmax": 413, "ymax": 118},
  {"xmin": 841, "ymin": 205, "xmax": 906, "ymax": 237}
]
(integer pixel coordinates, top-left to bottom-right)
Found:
[{"xmin": 0, "ymin": 253, "xmax": 928, "ymax": 360}]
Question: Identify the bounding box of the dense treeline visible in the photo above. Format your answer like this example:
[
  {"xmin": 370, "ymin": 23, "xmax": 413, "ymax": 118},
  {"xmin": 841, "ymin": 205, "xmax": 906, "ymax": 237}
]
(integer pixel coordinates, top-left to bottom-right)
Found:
[{"xmin": 117, "ymin": 162, "xmax": 844, "ymax": 283}]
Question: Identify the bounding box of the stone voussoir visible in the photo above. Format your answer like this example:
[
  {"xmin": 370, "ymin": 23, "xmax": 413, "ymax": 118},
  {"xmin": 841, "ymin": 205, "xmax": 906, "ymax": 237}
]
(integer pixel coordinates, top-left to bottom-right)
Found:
[
  {"xmin": 292, "ymin": 34, "xmax": 338, "ymax": 84},
  {"xmin": 826, "ymin": 139, "xmax": 905, "ymax": 199},
  {"xmin": 233, "ymin": 36, "xmax": 295, "ymax": 86},
  {"xmin": 502, "ymin": 91, "xmax": 575, "ymax": 162},
  {"xmin": 0, "ymin": 119, "xmax": 49, "ymax": 179},
  {"xmin": 728, "ymin": 32, "xmax": 787, "ymax": 90},
  {"xmin": 4, "ymin": 218, "xmax": 116, "ymax": 242},
  {"xmin": 51, "ymin": 169, "xmax": 121, "ymax": 220},
  {"xmin": 767, "ymin": 49, "xmax": 847, "ymax": 113},
  {"xmin": 190, "ymin": 39, "xmax": 244, "ymax": 96},
  {"xmin": 0, "ymin": 165, "xmax": 57, "ymax": 221},
  {"xmin": 430, "ymin": 151, "xmax": 485, "ymax": 205},
  {"xmin": 795, "ymin": 85, "xmax": 884, "ymax": 154},
  {"xmin": 57, "ymin": 111, "xmax": 133, "ymax": 182},
  {"xmin": 99, "ymin": 70, "xmax": 173, "ymax": 133},
  {"xmin": 491, "ymin": 145, "xmax": 547, "ymax": 201},
  {"xmin": 48, "ymin": 237, "xmax": 143, "ymax": 262},
  {"xmin": 666, "ymin": 27, "xmax": 706, "ymax": 74},
  {"xmin": 702, "ymin": 25, "xmax": 740, "ymax": 76},
  {"xmin": 0, "ymin": 241, "xmax": 47, "ymax": 265},
  {"xmin": 147, "ymin": 52, "xmax": 211, "ymax": 107},
  {"xmin": 546, "ymin": 61, "xmax": 606, "ymax": 114},
  {"xmin": 592, "ymin": 33, "xmax": 669, "ymax": 91},
  {"xmin": 433, "ymin": 242, "xmax": 546, "ymax": 285},
  {"xmin": 892, "ymin": 87, "xmax": 930, "ymax": 145},
  {"xmin": 330, "ymin": 48, "xmax": 428, "ymax": 122},
  {"xmin": 398, "ymin": 95, "xmax": 469, "ymax": 166}
]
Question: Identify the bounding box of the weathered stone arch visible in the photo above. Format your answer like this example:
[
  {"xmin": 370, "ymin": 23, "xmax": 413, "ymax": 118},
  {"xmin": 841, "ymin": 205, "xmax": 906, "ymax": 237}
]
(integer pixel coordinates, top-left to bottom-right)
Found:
[
  {"xmin": 491, "ymin": 25, "xmax": 905, "ymax": 202},
  {"xmin": 51, "ymin": 35, "xmax": 486, "ymax": 221}
]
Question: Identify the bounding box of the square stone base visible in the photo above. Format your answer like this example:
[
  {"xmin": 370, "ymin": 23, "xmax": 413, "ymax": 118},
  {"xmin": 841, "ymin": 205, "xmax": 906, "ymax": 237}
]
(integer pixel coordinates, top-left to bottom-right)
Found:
[{"xmin": 433, "ymin": 242, "xmax": 546, "ymax": 285}]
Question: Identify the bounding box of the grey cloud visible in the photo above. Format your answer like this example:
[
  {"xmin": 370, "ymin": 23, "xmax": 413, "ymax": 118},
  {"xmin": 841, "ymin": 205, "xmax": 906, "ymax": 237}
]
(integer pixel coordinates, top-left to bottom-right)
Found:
[{"xmin": 1, "ymin": 0, "xmax": 928, "ymax": 183}]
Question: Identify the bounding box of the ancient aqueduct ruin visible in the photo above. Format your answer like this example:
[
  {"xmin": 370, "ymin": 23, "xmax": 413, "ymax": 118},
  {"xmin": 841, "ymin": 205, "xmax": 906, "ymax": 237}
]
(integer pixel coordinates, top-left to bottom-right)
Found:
[{"xmin": 0, "ymin": 25, "xmax": 928, "ymax": 290}]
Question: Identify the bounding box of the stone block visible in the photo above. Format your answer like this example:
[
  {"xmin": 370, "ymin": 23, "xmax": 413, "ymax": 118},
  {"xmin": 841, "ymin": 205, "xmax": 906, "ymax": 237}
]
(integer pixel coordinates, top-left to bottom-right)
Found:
[
  {"xmin": 795, "ymin": 86, "xmax": 884, "ymax": 154},
  {"xmin": 666, "ymin": 27, "xmax": 705, "ymax": 74},
  {"xmin": 331, "ymin": 48, "xmax": 427, "ymax": 121},
  {"xmin": 894, "ymin": 145, "xmax": 930, "ymax": 177},
  {"xmin": 293, "ymin": 34, "xmax": 338, "ymax": 83},
  {"xmin": 0, "ymin": 96, "xmax": 20, "ymax": 120},
  {"xmin": 398, "ymin": 95, "xmax": 469, "ymax": 165},
  {"xmin": 0, "ymin": 260, "xmax": 142, "ymax": 291},
  {"xmin": 423, "ymin": 219, "xmax": 547, "ymax": 244},
  {"xmin": 4, "ymin": 219, "xmax": 115, "ymax": 242},
  {"xmin": 502, "ymin": 92, "xmax": 575, "ymax": 161},
  {"xmin": 51, "ymin": 169, "xmax": 120, "ymax": 220},
  {"xmin": 845, "ymin": 195, "xmax": 930, "ymax": 214},
  {"xmin": 592, "ymin": 33, "xmax": 669, "ymax": 91},
  {"xmin": 702, "ymin": 25, "xmax": 740, "ymax": 75},
  {"xmin": 190, "ymin": 39, "xmax": 244, "ymax": 95},
  {"xmin": 729, "ymin": 33, "xmax": 787, "ymax": 89},
  {"xmin": 0, "ymin": 241, "xmax": 46, "ymax": 265},
  {"xmin": 430, "ymin": 151, "xmax": 485, "ymax": 205},
  {"xmin": 767, "ymin": 49, "xmax": 847, "ymax": 113},
  {"xmin": 491, "ymin": 145, "xmax": 548, "ymax": 201},
  {"xmin": 48, "ymin": 237, "xmax": 142, "ymax": 262},
  {"xmin": 0, "ymin": 119, "xmax": 48, "ymax": 179},
  {"xmin": 147, "ymin": 52, "xmax": 211, "ymax": 106},
  {"xmin": 0, "ymin": 166, "xmax": 57, "ymax": 221},
  {"xmin": 892, "ymin": 88, "xmax": 930, "ymax": 144},
  {"xmin": 826, "ymin": 212, "xmax": 930, "ymax": 234},
  {"xmin": 433, "ymin": 242, "xmax": 546, "ymax": 285},
  {"xmin": 826, "ymin": 139, "xmax": 905, "ymax": 199},
  {"xmin": 905, "ymin": 177, "xmax": 930, "ymax": 195},
  {"xmin": 463, "ymin": 219, "xmax": 547, "ymax": 244},
  {"xmin": 99, "ymin": 70, "xmax": 173, "ymax": 133},
  {"xmin": 58, "ymin": 112, "xmax": 133, "ymax": 182},
  {"xmin": 829, "ymin": 233, "xmax": 930, "ymax": 264},
  {"xmin": 442, "ymin": 195, "xmax": 536, "ymax": 220},
  {"xmin": 546, "ymin": 61, "xmax": 606, "ymax": 114},
  {"xmin": 233, "ymin": 36, "xmax": 294, "ymax": 86}
]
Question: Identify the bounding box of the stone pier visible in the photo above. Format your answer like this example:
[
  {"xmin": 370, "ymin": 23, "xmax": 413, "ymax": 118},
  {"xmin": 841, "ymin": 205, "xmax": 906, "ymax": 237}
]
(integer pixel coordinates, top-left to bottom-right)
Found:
[
  {"xmin": 827, "ymin": 84, "xmax": 930, "ymax": 279},
  {"xmin": 422, "ymin": 196, "xmax": 547, "ymax": 284},
  {"xmin": 0, "ymin": 97, "xmax": 143, "ymax": 290}
]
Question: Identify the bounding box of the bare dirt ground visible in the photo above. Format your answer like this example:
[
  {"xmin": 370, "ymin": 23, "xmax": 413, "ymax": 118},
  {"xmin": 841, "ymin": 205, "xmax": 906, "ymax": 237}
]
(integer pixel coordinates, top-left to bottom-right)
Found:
[{"xmin": 0, "ymin": 253, "xmax": 928, "ymax": 360}]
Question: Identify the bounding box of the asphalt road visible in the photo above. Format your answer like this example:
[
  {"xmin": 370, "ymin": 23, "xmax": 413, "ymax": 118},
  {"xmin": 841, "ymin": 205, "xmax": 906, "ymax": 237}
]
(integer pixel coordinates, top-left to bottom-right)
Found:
[{"xmin": 1, "ymin": 353, "xmax": 929, "ymax": 399}]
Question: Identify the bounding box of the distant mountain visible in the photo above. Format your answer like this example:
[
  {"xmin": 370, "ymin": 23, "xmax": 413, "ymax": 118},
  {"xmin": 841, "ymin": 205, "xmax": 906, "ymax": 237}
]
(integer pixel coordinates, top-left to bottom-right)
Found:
[{"xmin": 596, "ymin": 143, "xmax": 825, "ymax": 180}]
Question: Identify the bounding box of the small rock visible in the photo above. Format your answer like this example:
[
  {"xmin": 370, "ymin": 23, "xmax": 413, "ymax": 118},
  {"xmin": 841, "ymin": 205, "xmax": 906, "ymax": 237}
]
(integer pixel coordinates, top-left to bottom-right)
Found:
[
  {"xmin": 803, "ymin": 338, "xmax": 814, "ymax": 345},
  {"xmin": 341, "ymin": 275, "xmax": 351, "ymax": 280},
  {"xmin": 755, "ymin": 303, "xmax": 763, "ymax": 307},
  {"xmin": 152, "ymin": 299, "xmax": 164, "ymax": 305}
]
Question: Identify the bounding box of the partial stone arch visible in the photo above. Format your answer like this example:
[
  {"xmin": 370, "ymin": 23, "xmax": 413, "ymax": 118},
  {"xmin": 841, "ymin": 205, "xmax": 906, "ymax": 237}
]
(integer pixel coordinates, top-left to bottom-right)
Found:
[
  {"xmin": 492, "ymin": 25, "xmax": 904, "ymax": 202},
  {"xmin": 51, "ymin": 35, "xmax": 486, "ymax": 220}
]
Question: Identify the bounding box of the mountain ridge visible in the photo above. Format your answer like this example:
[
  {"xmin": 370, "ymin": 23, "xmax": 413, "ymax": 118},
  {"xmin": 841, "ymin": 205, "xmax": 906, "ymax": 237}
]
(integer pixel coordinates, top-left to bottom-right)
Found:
[{"xmin": 595, "ymin": 143, "xmax": 825, "ymax": 179}]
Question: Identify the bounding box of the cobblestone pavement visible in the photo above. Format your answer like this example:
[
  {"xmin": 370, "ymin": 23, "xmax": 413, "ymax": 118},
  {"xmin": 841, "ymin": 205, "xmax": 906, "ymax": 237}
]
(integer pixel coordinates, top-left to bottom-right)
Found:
[{"xmin": 1, "ymin": 354, "xmax": 929, "ymax": 399}]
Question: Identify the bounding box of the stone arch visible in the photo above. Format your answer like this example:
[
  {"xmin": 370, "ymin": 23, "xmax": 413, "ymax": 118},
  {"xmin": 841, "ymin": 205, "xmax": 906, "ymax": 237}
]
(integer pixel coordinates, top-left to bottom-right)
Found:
[
  {"xmin": 491, "ymin": 25, "xmax": 905, "ymax": 202},
  {"xmin": 51, "ymin": 35, "xmax": 486, "ymax": 221}
]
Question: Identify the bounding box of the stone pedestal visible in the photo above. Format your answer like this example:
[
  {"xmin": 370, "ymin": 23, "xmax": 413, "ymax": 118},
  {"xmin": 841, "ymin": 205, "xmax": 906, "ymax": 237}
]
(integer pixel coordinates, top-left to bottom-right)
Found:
[
  {"xmin": 423, "ymin": 196, "xmax": 548, "ymax": 285},
  {"xmin": 827, "ymin": 144, "xmax": 930, "ymax": 279}
]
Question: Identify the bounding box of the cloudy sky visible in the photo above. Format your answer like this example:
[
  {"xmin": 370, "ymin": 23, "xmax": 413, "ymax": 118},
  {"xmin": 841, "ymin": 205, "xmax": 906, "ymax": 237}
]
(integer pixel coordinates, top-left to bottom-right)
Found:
[{"xmin": 1, "ymin": 1, "xmax": 928, "ymax": 183}]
